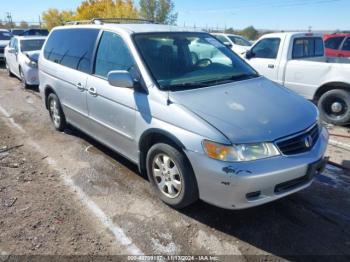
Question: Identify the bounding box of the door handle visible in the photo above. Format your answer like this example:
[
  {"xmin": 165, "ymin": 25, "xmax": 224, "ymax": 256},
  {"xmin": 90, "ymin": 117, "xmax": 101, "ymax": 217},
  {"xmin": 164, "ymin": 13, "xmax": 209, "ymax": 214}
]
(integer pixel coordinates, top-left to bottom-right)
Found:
[
  {"xmin": 268, "ymin": 64, "xmax": 275, "ymax": 69},
  {"xmin": 76, "ymin": 82, "xmax": 85, "ymax": 91},
  {"xmin": 88, "ymin": 87, "xmax": 97, "ymax": 96}
]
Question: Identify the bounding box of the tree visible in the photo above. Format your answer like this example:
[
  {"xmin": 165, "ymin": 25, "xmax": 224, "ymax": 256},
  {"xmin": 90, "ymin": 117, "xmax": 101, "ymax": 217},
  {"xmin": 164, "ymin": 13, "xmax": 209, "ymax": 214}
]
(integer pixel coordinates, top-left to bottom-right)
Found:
[
  {"xmin": 240, "ymin": 26, "xmax": 259, "ymax": 40},
  {"xmin": 75, "ymin": 0, "xmax": 138, "ymax": 20},
  {"xmin": 42, "ymin": 8, "xmax": 74, "ymax": 30},
  {"xmin": 139, "ymin": 0, "xmax": 177, "ymax": 24},
  {"xmin": 19, "ymin": 21, "xmax": 29, "ymax": 28}
]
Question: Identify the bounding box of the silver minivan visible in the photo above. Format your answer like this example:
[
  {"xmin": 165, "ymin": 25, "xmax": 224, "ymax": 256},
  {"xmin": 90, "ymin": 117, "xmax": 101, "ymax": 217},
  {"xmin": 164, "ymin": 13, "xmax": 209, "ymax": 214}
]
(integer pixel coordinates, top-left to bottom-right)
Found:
[{"xmin": 39, "ymin": 21, "xmax": 329, "ymax": 210}]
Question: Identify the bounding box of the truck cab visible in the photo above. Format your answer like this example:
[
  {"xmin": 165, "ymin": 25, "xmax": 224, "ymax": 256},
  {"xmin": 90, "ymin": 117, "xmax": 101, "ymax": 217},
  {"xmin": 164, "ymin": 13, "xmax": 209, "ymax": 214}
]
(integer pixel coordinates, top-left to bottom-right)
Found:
[{"xmin": 244, "ymin": 32, "xmax": 350, "ymax": 125}]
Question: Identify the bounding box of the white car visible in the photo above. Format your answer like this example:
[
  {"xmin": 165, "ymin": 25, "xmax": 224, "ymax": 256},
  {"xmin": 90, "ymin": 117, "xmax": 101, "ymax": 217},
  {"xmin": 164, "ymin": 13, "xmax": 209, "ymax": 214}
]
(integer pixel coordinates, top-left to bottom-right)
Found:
[
  {"xmin": 0, "ymin": 29, "xmax": 12, "ymax": 61},
  {"xmin": 212, "ymin": 33, "xmax": 252, "ymax": 55},
  {"xmin": 5, "ymin": 36, "xmax": 46, "ymax": 88},
  {"xmin": 244, "ymin": 32, "xmax": 350, "ymax": 125}
]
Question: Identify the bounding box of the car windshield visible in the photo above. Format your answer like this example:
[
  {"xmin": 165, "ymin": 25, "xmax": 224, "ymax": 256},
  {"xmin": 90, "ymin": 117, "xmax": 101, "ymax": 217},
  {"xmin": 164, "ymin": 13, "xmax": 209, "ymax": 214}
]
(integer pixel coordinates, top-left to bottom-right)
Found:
[
  {"xmin": 134, "ymin": 32, "xmax": 258, "ymax": 91},
  {"xmin": 20, "ymin": 39, "xmax": 45, "ymax": 52},
  {"xmin": 228, "ymin": 36, "xmax": 252, "ymax": 47},
  {"xmin": 0, "ymin": 31, "xmax": 12, "ymax": 40},
  {"xmin": 12, "ymin": 29, "xmax": 24, "ymax": 36}
]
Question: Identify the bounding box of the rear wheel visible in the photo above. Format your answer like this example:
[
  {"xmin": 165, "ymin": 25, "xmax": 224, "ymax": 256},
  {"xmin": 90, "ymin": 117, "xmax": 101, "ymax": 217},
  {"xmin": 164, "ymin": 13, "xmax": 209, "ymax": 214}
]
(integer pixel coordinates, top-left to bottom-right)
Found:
[
  {"xmin": 48, "ymin": 93, "xmax": 66, "ymax": 131},
  {"xmin": 318, "ymin": 89, "xmax": 350, "ymax": 125},
  {"xmin": 146, "ymin": 143, "xmax": 198, "ymax": 209}
]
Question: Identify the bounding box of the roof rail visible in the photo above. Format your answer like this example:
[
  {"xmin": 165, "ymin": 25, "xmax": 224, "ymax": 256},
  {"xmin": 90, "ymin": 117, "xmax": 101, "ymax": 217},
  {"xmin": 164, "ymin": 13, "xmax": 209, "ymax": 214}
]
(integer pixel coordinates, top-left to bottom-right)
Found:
[{"xmin": 64, "ymin": 17, "xmax": 155, "ymax": 26}]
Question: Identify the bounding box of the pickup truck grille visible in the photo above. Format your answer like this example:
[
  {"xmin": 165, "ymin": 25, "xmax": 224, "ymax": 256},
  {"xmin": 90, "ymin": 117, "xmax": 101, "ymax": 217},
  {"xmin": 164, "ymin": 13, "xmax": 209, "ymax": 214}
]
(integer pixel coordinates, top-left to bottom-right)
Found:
[{"xmin": 276, "ymin": 124, "xmax": 319, "ymax": 155}]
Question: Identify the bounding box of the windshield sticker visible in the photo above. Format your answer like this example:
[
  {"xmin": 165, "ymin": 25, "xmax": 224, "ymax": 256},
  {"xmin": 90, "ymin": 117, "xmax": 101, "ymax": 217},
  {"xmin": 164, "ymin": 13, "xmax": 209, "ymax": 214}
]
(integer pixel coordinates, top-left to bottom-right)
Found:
[{"xmin": 205, "ymin": 37, "xmax": 225, "ymax": 48}]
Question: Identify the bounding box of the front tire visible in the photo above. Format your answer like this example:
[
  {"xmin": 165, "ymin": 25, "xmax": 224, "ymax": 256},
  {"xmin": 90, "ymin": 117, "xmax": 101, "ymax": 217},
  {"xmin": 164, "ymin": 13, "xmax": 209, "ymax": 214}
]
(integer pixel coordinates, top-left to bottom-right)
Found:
[
  {"xmin": 318, "ymin": 89, "xmax": 350, "ymax": 125},
  {"xmin": 146, "ymin": 143, "xmax": 199, "ymax": 209},
  {"xmin": 5, "ymin": 61, "xmax": 14, "ymax": 77},
  {"xmin": 19, "ymin": 68, "xmax": 29, "ymax": 89},
  {"xmin": 48, "ymin": 93, "xmax": 66, "ymax": 131}
]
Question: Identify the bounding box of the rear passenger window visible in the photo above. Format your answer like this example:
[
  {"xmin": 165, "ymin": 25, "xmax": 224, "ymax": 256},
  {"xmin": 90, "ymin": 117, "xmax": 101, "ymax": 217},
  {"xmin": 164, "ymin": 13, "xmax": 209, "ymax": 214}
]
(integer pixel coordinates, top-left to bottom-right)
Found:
[
  {"xmin": 43, "ymin": 29, "xmax": 99, "ymax": 73},
  {"xmin": 325, "ymin": 37, "xmax": 345, "ymax": 50},
  {"xmin": 94, "ymin": 31, "xmax": 134, "ymax": 78},
  {"xmin": 292, "ymin": 37, "xmax": 324, "ymax": 59},
  {"xmin": 342, "ymin": 38, "xmax": 350, "ymax": 51}
]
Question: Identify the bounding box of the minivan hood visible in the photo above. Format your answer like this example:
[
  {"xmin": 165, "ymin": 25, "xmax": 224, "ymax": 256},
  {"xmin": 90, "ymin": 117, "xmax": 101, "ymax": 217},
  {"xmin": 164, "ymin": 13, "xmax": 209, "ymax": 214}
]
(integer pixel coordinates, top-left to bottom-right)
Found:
[{"xmin": 169, "ymin": 77, "xmax": 317, "ymax": 143}]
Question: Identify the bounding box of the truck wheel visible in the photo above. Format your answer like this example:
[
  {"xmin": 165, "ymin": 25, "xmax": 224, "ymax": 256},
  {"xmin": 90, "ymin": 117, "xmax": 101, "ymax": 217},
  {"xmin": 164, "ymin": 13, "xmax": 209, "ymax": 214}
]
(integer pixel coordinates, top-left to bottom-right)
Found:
[
  {"xmin": 146, "ymin": 143, "xmax": 199, "ymax": 209},
  {"xmin": 48, "ymin": 93, "xmax": 66, "ymax": 131},
  {"xmin": 318, "ymin": 89, "xmax": 350, "ymax": 125}
]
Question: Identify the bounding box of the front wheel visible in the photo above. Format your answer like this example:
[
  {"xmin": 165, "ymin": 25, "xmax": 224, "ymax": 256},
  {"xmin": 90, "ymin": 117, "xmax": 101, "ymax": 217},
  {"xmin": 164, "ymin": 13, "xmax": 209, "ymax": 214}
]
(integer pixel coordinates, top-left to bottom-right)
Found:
[
  {"xmin": 19, "ymin": 68, "xmax": 29, "ymax": 89},
  {"xmin": 48, "ymin": 93, "xmax": 66, "ymax": 131},
  {"xmin": 5, "ymin": 61, "xmax": 14, "ymax": 77},
  {"xmin": 146, "ymin": 143, "xmax": 199, "ymax": 209},
  {"xmin": 318, "ymin": 89, "xmax": 350, "ymax": 125}
]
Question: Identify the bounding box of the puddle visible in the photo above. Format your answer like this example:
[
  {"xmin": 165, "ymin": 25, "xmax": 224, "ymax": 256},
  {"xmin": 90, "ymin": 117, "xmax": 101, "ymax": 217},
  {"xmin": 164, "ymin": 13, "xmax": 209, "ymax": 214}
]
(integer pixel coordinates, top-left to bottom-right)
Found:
[{"xmin": 316, "ymin": 164, "xmax": 350, "ymax": 189}]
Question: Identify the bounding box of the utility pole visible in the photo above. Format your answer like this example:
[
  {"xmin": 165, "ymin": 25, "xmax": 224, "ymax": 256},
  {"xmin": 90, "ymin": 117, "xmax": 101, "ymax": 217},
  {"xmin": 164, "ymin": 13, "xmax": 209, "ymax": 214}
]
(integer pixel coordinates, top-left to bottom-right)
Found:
[
  {"xmin": 5, "ymin": 12, "xmax": 13, "ymax": 29},
  {"xmin": 38, "ymin": 15, "xmax": 42, "ymax": 28}
]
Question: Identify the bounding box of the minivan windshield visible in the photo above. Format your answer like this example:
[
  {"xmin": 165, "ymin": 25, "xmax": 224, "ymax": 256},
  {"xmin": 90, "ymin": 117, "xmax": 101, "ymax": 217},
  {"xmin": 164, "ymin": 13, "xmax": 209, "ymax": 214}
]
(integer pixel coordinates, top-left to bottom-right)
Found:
[
  {"xmin": 134, "ymin": 32, "xmax": 258, "ymax": 91},
  {"xmin": 20, "ymin": 39, "xmax": 45, "ymax": 52}
]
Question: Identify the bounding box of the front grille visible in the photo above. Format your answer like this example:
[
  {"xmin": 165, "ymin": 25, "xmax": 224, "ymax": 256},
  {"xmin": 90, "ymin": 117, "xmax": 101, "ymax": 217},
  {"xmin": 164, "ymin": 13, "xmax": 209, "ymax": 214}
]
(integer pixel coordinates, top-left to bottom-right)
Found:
[
  {"xmin": 0, "ymin": 47, "xmax": 4, "ymax": 54},
  {"xmin": 276, "ymin": 124, "xmax": 319, "ymax": 155}
]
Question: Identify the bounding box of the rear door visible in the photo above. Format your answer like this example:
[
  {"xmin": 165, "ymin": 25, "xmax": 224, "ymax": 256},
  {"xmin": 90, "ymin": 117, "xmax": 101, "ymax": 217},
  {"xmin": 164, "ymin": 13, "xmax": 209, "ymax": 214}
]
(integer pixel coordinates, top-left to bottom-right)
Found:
[
  {"xmin": 284, "ymin": 37, "xmax": 325, "ymax": 99},
  {"xmin": 86, "ymin": 31, "xmax": 137, "ymax": 158},
  {"xmin": 246, "ymin": 37, "xmax": 282, "ymax": 82},
  {"xmin": 42, "ymin": 28, "xmax": 100, "ymax": 130}
]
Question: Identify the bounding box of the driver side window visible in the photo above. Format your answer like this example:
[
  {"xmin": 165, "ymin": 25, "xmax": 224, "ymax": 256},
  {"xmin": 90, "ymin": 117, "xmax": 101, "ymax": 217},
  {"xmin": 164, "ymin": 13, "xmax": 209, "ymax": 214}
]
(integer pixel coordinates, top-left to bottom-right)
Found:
[
  {"xmin": 94, "ymin": 31, "xmax": 134, "ymax": 79},
  {"xmin": 251, "ymin": 38, "xmax": 280, "ymax": 59}
]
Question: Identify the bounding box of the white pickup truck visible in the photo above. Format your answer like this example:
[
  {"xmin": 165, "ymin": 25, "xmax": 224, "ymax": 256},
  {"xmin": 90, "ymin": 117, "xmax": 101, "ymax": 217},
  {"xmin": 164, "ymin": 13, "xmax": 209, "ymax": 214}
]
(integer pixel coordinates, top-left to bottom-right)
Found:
[{"xmin": 244, "ymin": 32, "xmax": 350, "ymax": 125}]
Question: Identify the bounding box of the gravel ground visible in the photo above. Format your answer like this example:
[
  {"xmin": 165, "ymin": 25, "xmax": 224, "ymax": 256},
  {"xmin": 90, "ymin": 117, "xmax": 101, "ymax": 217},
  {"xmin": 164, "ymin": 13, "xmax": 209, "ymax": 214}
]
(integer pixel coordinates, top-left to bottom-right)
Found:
[
  {"xmin": 0, "ymin": 118, "xmax": 117, "ymax": 256},
  {"xmin": 0, "ymin": 63, "xmax": 350, "ymax": 261}
]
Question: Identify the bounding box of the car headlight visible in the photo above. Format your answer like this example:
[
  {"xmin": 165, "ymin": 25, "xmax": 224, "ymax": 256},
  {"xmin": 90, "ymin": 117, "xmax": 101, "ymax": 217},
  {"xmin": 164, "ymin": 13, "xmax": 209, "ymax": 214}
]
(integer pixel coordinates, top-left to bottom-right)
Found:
[
  {"xmin": 25, "ymin": 58, "xmax": 38, "ymax": 68},
  {"xmin": 202, "ymin": 140, "xmax": 280, "ymax": 162}
]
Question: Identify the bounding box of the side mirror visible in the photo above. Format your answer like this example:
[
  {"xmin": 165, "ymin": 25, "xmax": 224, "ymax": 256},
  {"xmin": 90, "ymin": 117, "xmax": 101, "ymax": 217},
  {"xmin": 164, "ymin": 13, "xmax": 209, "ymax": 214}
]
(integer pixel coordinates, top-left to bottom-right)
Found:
[
  {"xmin": 245, "ymin": 50, "xmax": 253, "ymax": 59},
  {"xmin": 107, "ymin": 70, "xmax": 135, "ymax": 88},
  {"xmin": 8, "ymin": 47, "xmax": 16, "ymax": 54},
  {"xmin": 224, "ymin": 42, "xmax": 233, "ymax": 48}
]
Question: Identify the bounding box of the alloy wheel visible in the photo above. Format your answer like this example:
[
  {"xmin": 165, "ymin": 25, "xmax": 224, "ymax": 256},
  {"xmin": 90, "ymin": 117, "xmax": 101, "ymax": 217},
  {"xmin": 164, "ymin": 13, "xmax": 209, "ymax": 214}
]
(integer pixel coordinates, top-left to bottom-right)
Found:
[{"xmin": 152, "ymin": 153, "xmax": 182, "ymax": 199}]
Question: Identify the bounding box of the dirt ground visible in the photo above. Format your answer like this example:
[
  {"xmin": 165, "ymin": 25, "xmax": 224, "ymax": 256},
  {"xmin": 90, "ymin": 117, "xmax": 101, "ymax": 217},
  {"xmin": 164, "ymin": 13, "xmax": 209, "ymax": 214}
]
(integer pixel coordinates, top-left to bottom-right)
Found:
[
  {"xmin": 0, "ymin": 63, "xmax": 350, "ymax": 261},
  {"xmin": 0, "ymin": 117, "xmax": 118, "ymax": 256}
]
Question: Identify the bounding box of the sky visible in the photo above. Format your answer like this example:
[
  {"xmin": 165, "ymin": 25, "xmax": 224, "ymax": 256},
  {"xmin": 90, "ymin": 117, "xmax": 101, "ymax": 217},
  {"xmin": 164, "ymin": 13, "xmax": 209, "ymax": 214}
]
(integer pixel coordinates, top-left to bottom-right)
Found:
[{"xmin": 1, "ymin": 0, "xmax": 349, "ymax": 31}]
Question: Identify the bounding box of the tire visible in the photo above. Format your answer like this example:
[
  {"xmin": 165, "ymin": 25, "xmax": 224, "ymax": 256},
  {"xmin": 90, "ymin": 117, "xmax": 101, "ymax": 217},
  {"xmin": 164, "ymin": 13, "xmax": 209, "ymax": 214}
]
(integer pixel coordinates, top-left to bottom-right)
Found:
[
  {"xmin": 318, "ymin": 89, "xmax": 350, "ymax": 126},
  {"xmin": 19, "ymin": 68, "xmax": 29, "ymax": 89},
  {"xmin": 48, "ymin": 93, "xmax": 66, "ymax": 131},
  {"xmin": 146, "ymin": 143, "xmax": 199, "ymax": 209},
  {"xmin": 5, "ymin": 61, "xmax": 14, "ymax": 77}
]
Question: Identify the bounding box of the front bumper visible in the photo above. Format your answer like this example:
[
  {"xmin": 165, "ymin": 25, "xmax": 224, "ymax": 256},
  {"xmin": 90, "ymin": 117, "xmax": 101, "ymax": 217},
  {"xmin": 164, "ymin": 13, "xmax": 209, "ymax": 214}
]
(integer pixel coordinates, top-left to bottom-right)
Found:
[
  {"xmin": 23, "ymin": 65, "xmax": 39, "ymax": 85},
  {"xmin": 185, "ymin": 127, "xmax": 329, "ymax": 210}
]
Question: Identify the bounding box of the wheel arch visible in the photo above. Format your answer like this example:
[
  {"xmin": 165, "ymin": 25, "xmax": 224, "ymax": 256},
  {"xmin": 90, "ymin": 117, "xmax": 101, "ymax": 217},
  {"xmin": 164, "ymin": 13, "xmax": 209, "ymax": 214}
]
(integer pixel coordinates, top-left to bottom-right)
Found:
[
  {"xmin": 138, "ymin": 128, "xmax": 186, "ymax": 173},
  {"xmin": 44, "ymin": 85, "xmax": 57, "ymax": 109},
  {"xmin": 314, "ymin": 82, "xmax": 350, "ymax": 102}
]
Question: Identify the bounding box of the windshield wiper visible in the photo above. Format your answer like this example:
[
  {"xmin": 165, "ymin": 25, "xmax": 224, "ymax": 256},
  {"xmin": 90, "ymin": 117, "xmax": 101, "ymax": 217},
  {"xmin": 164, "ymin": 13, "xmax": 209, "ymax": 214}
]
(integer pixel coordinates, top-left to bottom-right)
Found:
[
  {"xmin": 162, "ymin": 82, "xmax": 209, "ymax": 91},
  {"xmin": 203, "ymin": 73, "xmax": 259, "ymax": 86}
]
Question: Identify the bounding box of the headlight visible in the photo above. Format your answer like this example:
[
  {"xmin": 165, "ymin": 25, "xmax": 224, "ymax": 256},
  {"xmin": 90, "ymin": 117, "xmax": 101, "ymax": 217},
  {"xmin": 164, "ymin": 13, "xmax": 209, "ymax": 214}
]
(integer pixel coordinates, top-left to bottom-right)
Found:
[
  {"xmin": 202, "ymin": 140, "xmax": 280, "ymax": 162},
  {"xmin": 25, "ymin": 58, "xmax": 38, "ymax": 68}
]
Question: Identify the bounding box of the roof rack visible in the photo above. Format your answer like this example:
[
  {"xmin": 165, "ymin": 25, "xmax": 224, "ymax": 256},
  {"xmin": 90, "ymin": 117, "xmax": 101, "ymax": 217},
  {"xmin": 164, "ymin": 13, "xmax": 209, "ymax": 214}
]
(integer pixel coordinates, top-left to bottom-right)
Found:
[{"xmin": 64, "ymin": 17, "xmax": 155, "ymax": 25}]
